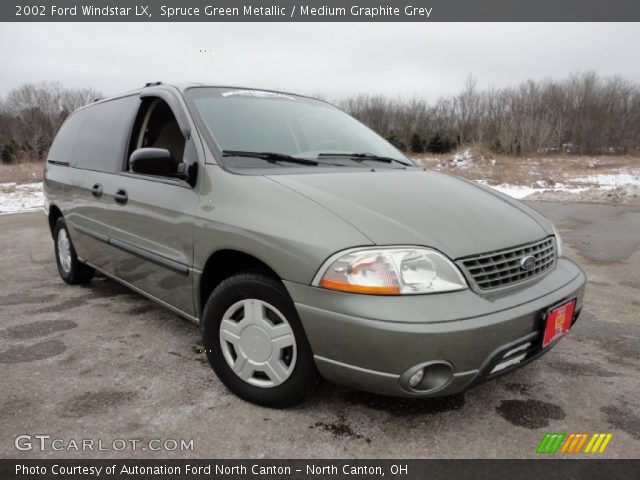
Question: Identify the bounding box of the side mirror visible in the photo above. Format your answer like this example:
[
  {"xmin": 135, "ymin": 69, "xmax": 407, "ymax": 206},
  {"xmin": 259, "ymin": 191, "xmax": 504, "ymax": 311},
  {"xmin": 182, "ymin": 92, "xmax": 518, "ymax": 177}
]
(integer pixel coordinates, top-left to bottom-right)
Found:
[{"xmin": 130, "ymin": 148, "xmax": 183, "ymax": 177}]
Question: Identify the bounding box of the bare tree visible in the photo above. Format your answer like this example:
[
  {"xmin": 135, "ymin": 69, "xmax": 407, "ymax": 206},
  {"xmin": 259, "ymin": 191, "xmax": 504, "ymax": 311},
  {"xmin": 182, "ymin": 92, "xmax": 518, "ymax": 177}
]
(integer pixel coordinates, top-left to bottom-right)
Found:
[
  {"xmin": 2, "ymin": 75, "xmax": 639, "ymax": 162},
  {"xmin": 0, "ymin": 82, "xmax": 101, "ymax": 159},
  {"xmin": 339, "ymin": 72, "xmax": 640, "ymax": 156}
]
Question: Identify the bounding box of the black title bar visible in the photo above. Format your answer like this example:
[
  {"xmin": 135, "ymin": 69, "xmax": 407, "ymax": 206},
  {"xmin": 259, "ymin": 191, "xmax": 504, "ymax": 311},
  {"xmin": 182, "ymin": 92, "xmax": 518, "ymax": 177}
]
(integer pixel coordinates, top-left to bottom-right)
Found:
[{"xmin": 3, "ymin": 0, "xmax": 640, "ymax": 22}]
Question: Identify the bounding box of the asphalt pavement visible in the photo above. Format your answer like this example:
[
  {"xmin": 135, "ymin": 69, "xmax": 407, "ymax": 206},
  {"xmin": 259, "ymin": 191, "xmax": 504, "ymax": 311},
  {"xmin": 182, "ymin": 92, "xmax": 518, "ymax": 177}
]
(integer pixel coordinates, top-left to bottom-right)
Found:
[{"xmin": 1, "ymin": 202, "xmax": 638, "ymax": 459}]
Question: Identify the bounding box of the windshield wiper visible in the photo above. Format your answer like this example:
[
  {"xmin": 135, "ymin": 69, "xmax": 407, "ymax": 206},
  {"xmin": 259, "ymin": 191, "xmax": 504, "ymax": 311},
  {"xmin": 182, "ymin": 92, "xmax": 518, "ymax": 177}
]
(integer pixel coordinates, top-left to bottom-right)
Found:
[
  {"xmin": 222, "ymin": 150, "xmax": 319, "ymax": 166},
  {"xmin": 317, "ymin": 153, "xmax": 412, "ymax": 167}
]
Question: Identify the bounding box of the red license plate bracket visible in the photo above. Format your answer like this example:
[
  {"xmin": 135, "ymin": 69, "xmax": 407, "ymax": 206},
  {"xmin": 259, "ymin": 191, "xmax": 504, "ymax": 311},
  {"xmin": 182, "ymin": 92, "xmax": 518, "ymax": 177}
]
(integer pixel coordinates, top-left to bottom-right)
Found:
[{"xmin": 542, "ymin": 299, "xmax": 576, "ymax": 348}]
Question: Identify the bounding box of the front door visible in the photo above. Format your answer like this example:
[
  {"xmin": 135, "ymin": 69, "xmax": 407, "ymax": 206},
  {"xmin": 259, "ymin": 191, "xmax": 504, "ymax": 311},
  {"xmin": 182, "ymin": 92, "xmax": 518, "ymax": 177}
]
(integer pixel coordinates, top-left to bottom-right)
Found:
[{"xmin": 106, "ymin": 94, "xmax": 200, "ymax": 317}]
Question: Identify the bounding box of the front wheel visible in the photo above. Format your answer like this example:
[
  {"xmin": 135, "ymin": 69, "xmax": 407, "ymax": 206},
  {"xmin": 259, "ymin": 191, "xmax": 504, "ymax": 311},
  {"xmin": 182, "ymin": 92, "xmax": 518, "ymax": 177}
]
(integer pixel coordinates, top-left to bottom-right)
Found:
[
  {"xmin": 202, "ymin": 273, "xmax": 319, "ymax": 408},
  {"xmin": 54, "ymin": 218, "xmax": 95, "ymax": 285}
]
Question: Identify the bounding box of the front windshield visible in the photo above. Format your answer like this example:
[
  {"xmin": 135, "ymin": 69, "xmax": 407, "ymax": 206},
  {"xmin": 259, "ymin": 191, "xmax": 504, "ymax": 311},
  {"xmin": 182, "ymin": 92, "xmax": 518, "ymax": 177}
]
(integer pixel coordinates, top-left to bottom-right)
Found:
[{"xmin": 186, "ymin": 87, "xmax": 410, "ymax": 168}]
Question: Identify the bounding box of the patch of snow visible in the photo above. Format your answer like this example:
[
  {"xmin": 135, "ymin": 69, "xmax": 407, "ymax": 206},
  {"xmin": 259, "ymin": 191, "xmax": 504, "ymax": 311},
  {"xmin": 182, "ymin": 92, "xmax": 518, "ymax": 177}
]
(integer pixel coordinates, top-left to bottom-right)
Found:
[
  {"xmin": 449, "ymin": 149, "xmax": 474, "ymax": 168},
  {"xmin": 483, "ymin": 183, "xmax": 539, "ymax": 199},
  {"xmin": 586, "ymin": 159, "xmax": 602, "ymax": 168},
  {"xmin": 526, "ymin": 185, "xmax": 640, "ymax": 205},
  {"xmin": 0, "ymin": 182, "xmax": 44, "ymax": 214},
  {"xmin": 535, "ymin": 179, "xmax": 553, "ymax": 189},
  {"xmin": 479, "ymin": 181, "xmax": 596, "ymax": 200},
  {"xmin": 447, "ymin": 149, "xmax": 496, "ymax": 169},
  {"xmin": 572, "ymin": 171, "xmax": 640, "ymax": 188},
  {"xmin": 550, "ymin": 183, "xmax": 593, "ymax": 193}
]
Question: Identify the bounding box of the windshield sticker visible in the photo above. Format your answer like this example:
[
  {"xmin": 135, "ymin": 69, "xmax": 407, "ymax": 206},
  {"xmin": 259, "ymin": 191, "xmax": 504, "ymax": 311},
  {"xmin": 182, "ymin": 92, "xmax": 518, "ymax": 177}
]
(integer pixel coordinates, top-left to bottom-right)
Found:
[{"xmin": 221, "ymin": 89, "xmax": 295, "ymax": 100}]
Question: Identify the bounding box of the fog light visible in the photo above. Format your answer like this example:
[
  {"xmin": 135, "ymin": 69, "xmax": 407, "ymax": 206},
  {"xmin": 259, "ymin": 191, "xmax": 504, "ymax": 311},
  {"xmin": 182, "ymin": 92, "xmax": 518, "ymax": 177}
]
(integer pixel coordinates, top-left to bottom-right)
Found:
[
  {"xmin": 401, "ymin": 361, "xmax": 454, "ymax": 393},
  {"xmin": 408, "ymin": 369, "xmax": 424, "ymax": 387}
]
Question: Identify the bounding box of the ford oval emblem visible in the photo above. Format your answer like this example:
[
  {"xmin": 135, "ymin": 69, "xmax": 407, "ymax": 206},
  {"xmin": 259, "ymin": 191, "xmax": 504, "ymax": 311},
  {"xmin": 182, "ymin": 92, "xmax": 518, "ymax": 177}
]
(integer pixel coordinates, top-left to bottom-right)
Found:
[{"xmin": 520, "ymin": 255, "xmax": 536, "ymax": 270}]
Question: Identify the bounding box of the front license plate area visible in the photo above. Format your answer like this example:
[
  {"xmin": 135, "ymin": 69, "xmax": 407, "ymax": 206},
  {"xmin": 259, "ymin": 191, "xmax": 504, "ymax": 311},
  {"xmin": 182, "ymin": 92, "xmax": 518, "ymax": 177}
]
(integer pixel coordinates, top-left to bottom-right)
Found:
[{"xmin": 542, "ymin": 299, "xmax": 576, "ymax": 348}]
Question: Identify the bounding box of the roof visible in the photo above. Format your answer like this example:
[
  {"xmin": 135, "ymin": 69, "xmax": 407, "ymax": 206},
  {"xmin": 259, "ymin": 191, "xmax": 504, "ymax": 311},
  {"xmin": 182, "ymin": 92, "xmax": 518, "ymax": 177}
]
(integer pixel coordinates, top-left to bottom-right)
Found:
[{"xmin": 74, "ymin": 82, "xmax": 332, "ymax": 114}]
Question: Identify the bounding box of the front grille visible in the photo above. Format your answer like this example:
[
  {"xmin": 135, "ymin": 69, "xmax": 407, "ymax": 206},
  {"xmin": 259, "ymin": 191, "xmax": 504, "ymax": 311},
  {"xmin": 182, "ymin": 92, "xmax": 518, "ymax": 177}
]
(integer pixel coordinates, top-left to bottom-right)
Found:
[{"xmin": 459, "ymin": 237, "xmax": 556, "ymax": 291}]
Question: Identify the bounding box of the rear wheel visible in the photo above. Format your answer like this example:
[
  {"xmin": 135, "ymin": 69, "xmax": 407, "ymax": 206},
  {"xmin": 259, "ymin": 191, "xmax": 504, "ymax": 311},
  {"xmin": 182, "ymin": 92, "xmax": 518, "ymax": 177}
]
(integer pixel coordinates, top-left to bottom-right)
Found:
[
  {"xmin": 54, "ymin": 218, "xmax": 95, "ymax": 285},
  {"xmin": 202, "ymin": 273, "xmax": 319, "ymax": 408}
]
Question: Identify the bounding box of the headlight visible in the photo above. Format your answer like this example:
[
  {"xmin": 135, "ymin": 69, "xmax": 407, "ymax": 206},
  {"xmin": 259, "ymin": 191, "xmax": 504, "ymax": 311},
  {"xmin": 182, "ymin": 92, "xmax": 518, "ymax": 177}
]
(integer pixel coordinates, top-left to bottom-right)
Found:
[
  {"xmin": 551, "ymin": 223, "xmax": 563, "ymax": 257},
  {"xmin": 313, "ymin": 247, "xmax": 467, "ymax": 295}
]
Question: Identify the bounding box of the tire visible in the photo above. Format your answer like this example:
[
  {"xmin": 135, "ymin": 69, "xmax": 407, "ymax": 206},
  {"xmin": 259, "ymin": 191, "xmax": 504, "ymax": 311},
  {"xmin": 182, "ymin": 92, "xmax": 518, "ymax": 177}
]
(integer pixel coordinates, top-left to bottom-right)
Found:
[
  {"xmin": 202, "ymin": 272, "xmax": 319, "ymax": 408},
  {"xmin": 54, "ymin": 218, "xmax": 95, "ymax": 285}
]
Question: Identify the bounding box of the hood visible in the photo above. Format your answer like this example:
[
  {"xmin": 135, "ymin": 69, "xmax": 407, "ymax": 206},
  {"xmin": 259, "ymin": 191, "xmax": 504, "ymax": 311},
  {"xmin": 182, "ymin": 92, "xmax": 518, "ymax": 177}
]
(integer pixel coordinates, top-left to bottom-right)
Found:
[{"xmin": 267, "ymin": 169, "xmax": 552, "ymax": 259}]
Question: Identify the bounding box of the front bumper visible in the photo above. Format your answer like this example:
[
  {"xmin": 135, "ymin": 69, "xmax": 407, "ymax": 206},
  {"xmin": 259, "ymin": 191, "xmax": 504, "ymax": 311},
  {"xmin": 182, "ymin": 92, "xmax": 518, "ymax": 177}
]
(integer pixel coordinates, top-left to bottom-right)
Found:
[{"xmin": 284, "ymin": 258, "xmax": 586, "ymax": 397}]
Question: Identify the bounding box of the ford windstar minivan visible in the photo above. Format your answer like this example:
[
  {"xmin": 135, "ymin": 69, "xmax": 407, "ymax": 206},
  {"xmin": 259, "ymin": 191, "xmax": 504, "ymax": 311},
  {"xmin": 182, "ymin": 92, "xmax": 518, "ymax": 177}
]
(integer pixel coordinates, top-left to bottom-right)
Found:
[{"xmin": 44, "ymin": 83, "xmax": 586, "ymax": 407}]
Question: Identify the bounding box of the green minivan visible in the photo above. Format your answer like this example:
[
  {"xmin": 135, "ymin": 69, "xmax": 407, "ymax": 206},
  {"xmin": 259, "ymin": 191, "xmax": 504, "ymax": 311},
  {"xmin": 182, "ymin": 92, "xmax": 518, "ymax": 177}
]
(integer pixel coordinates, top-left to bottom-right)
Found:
[{"xmin": 44, "ymin": 83, "xmax": 586, "ymax": 407}]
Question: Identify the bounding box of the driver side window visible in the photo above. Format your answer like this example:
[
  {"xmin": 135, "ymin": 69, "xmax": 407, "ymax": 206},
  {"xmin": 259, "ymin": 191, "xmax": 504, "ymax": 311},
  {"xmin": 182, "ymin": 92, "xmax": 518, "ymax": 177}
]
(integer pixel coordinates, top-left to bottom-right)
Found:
[{"xmin": 127, "ymin": 98, "xmax": 185, "ymax": 172}]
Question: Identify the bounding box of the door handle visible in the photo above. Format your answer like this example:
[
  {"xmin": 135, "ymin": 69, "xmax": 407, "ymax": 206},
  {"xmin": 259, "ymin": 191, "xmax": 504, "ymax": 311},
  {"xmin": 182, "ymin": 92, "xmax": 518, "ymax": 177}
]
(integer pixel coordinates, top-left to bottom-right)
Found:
[
  {"xmin": 90, "ymin": 183, "xmax": 103, "ymax": 198},
  {"xmin": 114, "ymin": 189, "xmax": 128, "ymax": 205}
]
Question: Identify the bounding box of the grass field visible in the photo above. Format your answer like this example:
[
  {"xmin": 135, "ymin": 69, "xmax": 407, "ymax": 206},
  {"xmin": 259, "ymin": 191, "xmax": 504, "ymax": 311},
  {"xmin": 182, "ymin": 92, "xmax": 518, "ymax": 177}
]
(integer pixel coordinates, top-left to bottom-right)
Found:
[
  {"xmin": 413, "ymin": 148, "xmax": 640, "ymax": 204},
  {"xmin": 414, "ymin": 148, "xmax": 639, "ymax": 187},
  {"xmin": 0, "ymin": 161, "xmax": 43, "ymax": 184}
]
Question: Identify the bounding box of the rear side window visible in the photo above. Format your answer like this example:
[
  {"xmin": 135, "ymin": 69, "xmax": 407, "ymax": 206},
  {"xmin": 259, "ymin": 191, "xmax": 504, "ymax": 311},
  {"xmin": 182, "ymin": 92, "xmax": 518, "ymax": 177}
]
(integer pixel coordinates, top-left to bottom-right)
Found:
[
  {"xmin": 47, "ymin": 109, "xmax": 89, "ymax": 163},
  {"xmin": 70, "ymin": 96, "xmax": 138, "ymax": 172}
]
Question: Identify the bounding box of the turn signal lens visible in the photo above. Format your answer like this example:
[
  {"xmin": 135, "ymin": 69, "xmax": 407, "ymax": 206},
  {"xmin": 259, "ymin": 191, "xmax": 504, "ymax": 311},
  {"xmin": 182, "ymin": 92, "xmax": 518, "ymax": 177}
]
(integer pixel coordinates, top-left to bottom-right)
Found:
[
  {"xmin": 315, "ymin": 247, "xmax": 467, "ymax": 295},
  {"xmin": 319, "ymin": 279, "xmax": 400, "ymax": 295}
]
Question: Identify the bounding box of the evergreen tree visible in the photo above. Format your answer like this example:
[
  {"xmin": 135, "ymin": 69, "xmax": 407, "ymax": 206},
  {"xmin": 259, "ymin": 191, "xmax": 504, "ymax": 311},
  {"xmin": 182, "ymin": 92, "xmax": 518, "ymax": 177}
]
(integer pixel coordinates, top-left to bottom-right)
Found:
[
  {"xmin": 409, "ymin": 132, "xmax": 424, "ymax": 153},
  {"xmin": 426, "ymin": 134, "xmax": 456, "ymax": 153},
  {"xmin": 426, "ymin": 134, "xmax": 442, "ymax": 153},
  {"xmin": 1, "ymin": 140, "xmax": 18, "ymax": 164},
  {"xmin": 386, "ymin": 133, "xmax": 406, "ymax": 152}
]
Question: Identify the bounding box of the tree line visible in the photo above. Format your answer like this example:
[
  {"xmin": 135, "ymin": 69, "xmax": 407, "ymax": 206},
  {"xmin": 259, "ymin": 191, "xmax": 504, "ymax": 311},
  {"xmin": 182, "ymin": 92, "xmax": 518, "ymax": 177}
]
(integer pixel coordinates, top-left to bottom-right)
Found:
[
  {"xmin": 339, "ymin": 72, "xmax": 640, "ymax": 156},
  {"xmin": 1, "ymin": 72, "xmax": 639, "ymax": 164}
]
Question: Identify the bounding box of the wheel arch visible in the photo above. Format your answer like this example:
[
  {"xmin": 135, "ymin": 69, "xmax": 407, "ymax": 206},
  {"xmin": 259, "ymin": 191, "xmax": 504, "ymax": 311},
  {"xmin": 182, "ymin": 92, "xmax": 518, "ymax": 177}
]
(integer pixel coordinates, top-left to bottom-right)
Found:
[
  {"xmin": 48, "ymin": 205, "xmax": 63, "ymax": 237},
  {"xmin": 197, "ymin": 248, "xmax": 283, "ymax": 319}
]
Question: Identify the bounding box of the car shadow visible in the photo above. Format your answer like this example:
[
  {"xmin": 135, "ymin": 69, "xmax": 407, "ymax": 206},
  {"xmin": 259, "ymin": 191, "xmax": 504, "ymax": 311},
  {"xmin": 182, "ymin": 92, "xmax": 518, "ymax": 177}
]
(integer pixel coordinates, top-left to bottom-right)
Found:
[{"xmin": 303, "ymin": 381, "xmax": 466, "ymax": 416}]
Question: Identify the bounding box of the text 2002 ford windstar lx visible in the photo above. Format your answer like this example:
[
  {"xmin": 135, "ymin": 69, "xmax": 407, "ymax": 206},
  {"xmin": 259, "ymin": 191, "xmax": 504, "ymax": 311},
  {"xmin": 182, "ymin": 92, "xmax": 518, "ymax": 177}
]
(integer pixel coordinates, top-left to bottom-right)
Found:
[{"xmin": 44, "ymin": 83, "xmax": 586, "ymax": 407}]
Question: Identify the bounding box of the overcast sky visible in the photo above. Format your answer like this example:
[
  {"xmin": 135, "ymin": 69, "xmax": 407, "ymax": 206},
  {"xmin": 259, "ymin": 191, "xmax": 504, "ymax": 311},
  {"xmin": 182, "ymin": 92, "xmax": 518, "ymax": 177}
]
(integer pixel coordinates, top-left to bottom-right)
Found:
[{"xmin": 1, "ymin": 22, "xmax": 638, "ymax": 100}]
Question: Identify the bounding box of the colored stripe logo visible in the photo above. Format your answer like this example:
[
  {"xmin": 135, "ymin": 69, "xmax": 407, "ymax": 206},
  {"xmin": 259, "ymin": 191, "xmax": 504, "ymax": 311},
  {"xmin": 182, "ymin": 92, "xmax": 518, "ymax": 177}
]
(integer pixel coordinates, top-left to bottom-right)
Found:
[{"xmin": 537, "ymin": 433, "xmax": 612, "ymax": 454}]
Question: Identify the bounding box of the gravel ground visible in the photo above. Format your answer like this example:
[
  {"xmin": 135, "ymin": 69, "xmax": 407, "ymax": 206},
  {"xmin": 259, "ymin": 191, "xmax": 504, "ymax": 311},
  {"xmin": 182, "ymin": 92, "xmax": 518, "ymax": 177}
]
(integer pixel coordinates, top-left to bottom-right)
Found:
[{"xmin": 1, "ymin": 205, "xmax": 639, "ymax": 459}]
